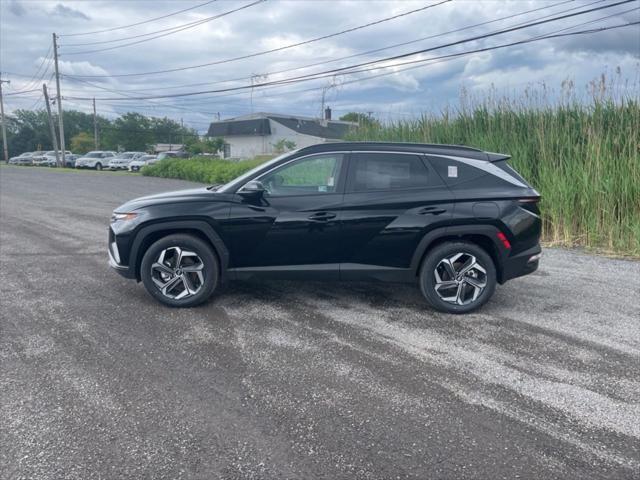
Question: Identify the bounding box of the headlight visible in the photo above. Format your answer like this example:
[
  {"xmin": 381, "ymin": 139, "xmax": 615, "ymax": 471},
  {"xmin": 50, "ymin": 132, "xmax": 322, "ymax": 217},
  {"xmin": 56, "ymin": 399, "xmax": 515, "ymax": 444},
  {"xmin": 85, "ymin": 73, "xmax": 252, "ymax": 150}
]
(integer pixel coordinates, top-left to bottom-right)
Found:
[{"xmin": 111, "ymin": 212, "xmax": 138, "ymax": 222}]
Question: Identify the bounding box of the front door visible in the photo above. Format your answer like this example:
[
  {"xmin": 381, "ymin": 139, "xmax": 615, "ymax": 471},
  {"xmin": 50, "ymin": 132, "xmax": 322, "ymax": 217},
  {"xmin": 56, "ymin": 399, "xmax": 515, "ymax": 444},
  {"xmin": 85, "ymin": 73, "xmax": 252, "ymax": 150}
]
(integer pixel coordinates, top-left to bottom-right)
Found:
[{"xmin": 226, "ymin": 152, "xmax": 347, "ymax": 279}]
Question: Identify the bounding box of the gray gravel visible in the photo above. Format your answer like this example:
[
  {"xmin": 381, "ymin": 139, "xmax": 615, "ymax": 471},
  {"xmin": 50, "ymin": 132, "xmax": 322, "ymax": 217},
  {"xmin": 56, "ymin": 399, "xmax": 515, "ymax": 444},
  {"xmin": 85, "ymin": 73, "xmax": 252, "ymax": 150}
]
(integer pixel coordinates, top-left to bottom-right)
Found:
[{"xmin": 1, "ymin": 165, "xmax": 639, "ymax": 479}]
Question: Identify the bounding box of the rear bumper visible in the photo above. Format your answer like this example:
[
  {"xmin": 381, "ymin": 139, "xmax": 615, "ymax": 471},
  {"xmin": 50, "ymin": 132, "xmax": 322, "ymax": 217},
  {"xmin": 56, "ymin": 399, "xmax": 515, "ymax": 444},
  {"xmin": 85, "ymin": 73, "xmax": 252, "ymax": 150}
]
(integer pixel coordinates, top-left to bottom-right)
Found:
[{"xmin": 500, "ymin": 244, "xmax": 541, "ymax": 283}]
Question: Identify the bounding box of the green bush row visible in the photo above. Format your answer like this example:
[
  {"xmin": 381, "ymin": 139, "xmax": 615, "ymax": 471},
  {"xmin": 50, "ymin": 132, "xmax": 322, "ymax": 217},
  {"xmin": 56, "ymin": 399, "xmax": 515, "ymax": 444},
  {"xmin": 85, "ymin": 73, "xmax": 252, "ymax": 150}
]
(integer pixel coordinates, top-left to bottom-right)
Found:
[{"xmin": 141, "ymin": 157, "xmax": 266, "ymax": 185}]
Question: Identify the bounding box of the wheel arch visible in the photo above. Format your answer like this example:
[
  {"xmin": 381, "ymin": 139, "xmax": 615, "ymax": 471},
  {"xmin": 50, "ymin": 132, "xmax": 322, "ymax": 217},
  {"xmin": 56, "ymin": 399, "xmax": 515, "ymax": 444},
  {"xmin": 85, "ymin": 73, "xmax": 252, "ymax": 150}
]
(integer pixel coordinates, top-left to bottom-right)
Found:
[
  {"xmin": 411, "ymin": 225, "xmax": 507, "ymax": 283},
  {"xmin": 129, "ymin": 220, "xmax": 229, "ymax": 282}
]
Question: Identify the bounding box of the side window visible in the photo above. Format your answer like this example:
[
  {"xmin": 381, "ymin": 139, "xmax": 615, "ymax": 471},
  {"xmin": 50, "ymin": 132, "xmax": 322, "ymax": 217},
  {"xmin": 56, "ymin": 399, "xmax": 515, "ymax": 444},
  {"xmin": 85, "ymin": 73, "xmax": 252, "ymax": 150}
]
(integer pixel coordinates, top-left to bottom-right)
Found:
[
  {"xmin": 260, "ymin": 154, "xmax": 344, "ymax": 196},
  {"xmin": 350, "ymin": 153, "xmax": 429, "ymax": 191}
]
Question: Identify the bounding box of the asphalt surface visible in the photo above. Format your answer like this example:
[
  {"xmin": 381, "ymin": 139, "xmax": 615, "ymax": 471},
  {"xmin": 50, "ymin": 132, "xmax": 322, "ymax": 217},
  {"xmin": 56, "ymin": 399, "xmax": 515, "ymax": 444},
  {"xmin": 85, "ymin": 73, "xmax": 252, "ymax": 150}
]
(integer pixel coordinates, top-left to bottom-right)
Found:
[{"xmin": 1, "ymin": 165, "xmax": 639, "ymax": 480}]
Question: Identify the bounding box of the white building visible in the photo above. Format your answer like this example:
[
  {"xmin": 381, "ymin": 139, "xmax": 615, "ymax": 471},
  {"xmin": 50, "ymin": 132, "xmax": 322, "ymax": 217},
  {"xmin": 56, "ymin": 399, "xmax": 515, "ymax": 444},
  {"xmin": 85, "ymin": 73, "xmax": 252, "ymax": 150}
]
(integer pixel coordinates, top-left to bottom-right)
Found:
[{"xmin": 206, "ymin": 111, "xmax": 356, "ymax": 159}]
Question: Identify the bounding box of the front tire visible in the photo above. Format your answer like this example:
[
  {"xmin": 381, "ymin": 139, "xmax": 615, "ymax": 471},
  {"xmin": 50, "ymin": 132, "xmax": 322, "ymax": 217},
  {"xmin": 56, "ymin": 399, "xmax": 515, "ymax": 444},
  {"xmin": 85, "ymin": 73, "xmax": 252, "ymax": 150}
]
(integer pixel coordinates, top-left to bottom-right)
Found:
[
  {"xmin": 95, "ymin": 163, "xmax": 102, "ymax": 171},
  {"xmin": 419, "ymin": 241, "xmax": 496, "ymax": 314},
  {"xmin": 140, "ymin": 234, "xmax": 219, "ymax": 308}
]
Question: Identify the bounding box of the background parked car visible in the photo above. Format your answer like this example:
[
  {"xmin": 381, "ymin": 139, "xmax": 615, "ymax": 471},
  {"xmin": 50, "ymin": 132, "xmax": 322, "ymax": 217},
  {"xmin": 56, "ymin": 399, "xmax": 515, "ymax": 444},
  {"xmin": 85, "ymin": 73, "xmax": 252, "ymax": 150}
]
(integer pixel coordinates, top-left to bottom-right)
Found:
[
  {"xmin": 108, "ymin": 152, "xmax": 146, "ymax": 170},
  {"xmin": 156, "ymin": 151, "xmax": 188, "ymax": 161},
  {"xmin": 8, "ymin": 152, "xmax": 35, "ymax": 165},
  {"xmin": 128, "ymin": 154, "xmax": 157, "ymax": 171},
  {"xmin": 43, "ymin": 150, "xmax": 72, "ymax": 167},
  {"xmin": 64, "ymin": 154, "xmax": 81, "ymax": 168},
  {"xmin": 75, "ymin": 151, "xmax": 117, "ymax": 170}
]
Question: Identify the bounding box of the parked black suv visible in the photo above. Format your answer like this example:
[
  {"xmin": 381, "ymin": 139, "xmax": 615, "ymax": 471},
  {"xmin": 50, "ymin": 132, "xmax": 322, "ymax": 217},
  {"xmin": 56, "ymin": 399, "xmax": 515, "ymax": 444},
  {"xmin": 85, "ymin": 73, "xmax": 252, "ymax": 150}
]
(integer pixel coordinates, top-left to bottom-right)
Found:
[{"xmin": 109, "ymin": 142, "xmax": 541, "ymax": 313}]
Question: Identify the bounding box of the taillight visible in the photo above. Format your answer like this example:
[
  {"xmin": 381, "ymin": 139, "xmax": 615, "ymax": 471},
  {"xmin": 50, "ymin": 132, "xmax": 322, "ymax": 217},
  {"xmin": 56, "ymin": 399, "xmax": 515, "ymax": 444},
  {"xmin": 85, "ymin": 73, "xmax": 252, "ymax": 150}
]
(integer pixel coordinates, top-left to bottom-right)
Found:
[{"xmin": 497, "ymin": 232, "xmax": 511, "ymax": 249}]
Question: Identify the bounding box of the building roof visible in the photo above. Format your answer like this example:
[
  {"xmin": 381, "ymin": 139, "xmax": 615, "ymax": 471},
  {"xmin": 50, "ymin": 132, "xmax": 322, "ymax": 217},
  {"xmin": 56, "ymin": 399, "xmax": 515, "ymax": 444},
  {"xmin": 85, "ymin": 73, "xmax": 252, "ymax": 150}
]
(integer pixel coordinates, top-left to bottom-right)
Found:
[{"xmin": 206, "ymin": 112, "xmax": 355, "ymax": 139}]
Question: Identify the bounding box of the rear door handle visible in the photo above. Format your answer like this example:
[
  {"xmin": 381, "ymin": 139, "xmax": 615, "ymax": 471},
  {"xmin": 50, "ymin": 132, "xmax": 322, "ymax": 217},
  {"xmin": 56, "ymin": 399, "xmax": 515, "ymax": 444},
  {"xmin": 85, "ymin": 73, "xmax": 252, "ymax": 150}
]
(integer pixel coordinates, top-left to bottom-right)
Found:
[
  {"xmin": 308, "ymin": 211, "xmax": 337, "ymax": 222},
  {"xmin": 417, "ymin": 206, "xmax": 446, "ymax": 215}
]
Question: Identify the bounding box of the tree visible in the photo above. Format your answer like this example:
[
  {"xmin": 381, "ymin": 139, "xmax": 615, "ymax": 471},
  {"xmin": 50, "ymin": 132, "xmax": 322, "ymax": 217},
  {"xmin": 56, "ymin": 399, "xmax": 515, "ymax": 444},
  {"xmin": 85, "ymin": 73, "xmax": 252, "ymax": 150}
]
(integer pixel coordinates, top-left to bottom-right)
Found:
[
  {"xmin": 185, "ymin": 136, "xmax": 224, "ymax": 155},
  {"xmin": 70, "ymin": 132, "xmax": 95, "ymax": 154},
  {"xmin": 108, "ymin": 112, "xmax": 154, "ymax": 151},
  {"xmin": 339, "ymin": 112, "xmax": 379, "ymax": 128},
  {"xmin": 271, "ymin": 139, "xmax": 296, "ymax": 154}
]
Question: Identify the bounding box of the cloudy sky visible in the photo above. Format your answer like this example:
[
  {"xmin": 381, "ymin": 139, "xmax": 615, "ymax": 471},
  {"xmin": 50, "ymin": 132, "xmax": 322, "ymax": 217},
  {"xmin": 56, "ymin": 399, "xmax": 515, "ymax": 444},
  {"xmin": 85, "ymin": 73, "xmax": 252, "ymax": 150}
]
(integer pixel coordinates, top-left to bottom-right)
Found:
[{"xmin": 1, "ymin": 0, "xmax": 638, "ymax": 132}]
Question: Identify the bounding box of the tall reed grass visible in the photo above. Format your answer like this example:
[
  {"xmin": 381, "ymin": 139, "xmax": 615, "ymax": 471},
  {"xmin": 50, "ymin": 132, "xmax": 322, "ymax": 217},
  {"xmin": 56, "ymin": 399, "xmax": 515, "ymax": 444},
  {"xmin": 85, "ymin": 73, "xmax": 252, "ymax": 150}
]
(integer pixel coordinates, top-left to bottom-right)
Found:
[{"xmin": 348, "ymin": 75, "xmax": 640, "ymax": 256}]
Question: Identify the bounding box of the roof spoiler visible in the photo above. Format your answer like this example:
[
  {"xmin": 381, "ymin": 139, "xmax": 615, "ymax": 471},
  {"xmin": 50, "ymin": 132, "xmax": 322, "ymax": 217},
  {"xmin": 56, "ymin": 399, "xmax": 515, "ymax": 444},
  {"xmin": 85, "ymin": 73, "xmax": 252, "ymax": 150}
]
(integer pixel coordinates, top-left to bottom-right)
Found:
[{"xmin": 486, "ymin": 152, "xmax": 511, "ymax": 162}]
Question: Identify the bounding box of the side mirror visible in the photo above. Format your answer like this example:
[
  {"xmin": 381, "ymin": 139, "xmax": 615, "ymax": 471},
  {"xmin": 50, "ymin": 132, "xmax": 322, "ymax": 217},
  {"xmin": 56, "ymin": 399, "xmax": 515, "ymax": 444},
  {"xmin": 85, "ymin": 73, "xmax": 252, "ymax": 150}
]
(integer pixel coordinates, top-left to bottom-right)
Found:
[{"xmin": 238, "ymin": 180, "xmax": 266, "ymax": 199}]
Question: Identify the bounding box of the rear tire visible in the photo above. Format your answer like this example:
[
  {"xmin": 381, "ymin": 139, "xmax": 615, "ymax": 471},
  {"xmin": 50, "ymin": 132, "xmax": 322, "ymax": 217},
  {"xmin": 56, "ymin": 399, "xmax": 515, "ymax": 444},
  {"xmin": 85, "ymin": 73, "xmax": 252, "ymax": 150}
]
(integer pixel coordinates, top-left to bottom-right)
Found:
[
  {"xmin": 140, "ymin": 234, "xmax": 219, "ymax": 308},
  {"xmin": 419, "ymin": 241, "xmax": 496, "ymax": 314},
  {"xmin": 95, "ymin": 163, "xmax": 102, "ymax": 171}
]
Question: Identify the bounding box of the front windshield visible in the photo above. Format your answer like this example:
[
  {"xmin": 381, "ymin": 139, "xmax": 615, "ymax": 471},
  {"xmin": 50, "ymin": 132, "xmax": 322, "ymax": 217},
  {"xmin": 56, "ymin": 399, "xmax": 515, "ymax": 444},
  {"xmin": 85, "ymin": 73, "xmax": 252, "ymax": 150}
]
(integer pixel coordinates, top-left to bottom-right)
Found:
[
  {"xmin": 157, "ymin": 152, "xmax": 172, "ymax": 160},
  {"xmin": 217, "ymin": 150, "xmax": 299, "ymax": 192},
  {"xmin": 85, "ymin": 152, "xmax": 102, "ymax": 158}
]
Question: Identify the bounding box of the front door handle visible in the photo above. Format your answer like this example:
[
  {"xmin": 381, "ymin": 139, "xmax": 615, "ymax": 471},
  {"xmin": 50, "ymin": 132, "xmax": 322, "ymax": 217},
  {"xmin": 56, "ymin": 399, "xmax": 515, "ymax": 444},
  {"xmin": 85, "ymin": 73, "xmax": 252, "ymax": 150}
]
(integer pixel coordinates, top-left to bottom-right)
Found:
[
  {"xmin": 417, "ymin": 206, "xmax": 446, "ymax": 216},
  {"xmin": 308, "ymin": 211, "xmax": 337, "ymax": 222}
]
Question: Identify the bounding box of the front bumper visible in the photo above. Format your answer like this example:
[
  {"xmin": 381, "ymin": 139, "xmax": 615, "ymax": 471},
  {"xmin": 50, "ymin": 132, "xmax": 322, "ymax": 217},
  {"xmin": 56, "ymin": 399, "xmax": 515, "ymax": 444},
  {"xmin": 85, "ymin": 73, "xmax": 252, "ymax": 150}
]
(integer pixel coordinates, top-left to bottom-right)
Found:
[
  {"xmin": 500, "ymin": 244, "xmax": 542, "ymax": 283},
  {"xmin": 108, "ymin": 238, "xmax": 135, "ymax": 279}
]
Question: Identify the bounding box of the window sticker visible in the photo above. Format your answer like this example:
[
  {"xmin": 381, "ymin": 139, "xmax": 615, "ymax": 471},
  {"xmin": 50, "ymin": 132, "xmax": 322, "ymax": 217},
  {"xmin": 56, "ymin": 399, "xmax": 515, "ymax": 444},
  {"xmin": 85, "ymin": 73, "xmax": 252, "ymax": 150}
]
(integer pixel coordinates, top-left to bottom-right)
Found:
[{"xmin": 448, "ymin": 165, "xmax": 458, "ymax": 178}]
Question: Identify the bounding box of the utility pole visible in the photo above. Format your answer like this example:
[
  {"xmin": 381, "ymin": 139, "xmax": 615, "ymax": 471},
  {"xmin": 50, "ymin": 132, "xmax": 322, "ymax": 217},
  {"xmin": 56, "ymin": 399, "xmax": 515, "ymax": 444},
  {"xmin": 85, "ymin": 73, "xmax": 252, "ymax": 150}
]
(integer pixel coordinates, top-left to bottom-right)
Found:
[
  {"xmin": 42, "ymin": 84, "xmax": 60, "ymax": 166},
  {"xmin": 180, "ymin": 118, "xmax": 184, "ymax": 145},
  {"xmin": 52, "ymin": 33, "xmax": 66, "ymax": 167},
  {"xmin": 0, "ymin": 74, "xmax": 10, "ymax": 162},
  {"xmin": 93, "ymin": 97, "xmax": 98, "ymax": 149}
]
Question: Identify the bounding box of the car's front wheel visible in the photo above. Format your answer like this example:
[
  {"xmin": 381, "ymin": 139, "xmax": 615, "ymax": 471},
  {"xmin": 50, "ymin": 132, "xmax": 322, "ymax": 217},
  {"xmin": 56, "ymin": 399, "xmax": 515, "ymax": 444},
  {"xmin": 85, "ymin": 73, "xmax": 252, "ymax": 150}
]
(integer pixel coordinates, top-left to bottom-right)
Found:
[
  {"xmin": 140, "ymin": 234, "xmax": 219, "ymax": 307},
  {"xmin": 419, "ymin": 241, "xmax": 496, "ymax": 314}
]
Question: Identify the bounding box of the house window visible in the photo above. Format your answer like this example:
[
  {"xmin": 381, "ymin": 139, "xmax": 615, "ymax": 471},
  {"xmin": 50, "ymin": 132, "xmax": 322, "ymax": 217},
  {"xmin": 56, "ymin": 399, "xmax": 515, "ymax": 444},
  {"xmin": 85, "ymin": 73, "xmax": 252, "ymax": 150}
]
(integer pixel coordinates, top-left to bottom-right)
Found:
[{"xmin": 223, "ymin": 143, "xmax": 231, "ymax": 158}]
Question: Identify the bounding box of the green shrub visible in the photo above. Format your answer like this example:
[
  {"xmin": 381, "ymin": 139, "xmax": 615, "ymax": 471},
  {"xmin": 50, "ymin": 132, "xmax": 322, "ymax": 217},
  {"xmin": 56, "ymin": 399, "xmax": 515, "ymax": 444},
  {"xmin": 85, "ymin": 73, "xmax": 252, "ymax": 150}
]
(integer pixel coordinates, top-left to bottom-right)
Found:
[{"xmin": 142, "ymin": 157, "xmax": 267, "ymax": 185}]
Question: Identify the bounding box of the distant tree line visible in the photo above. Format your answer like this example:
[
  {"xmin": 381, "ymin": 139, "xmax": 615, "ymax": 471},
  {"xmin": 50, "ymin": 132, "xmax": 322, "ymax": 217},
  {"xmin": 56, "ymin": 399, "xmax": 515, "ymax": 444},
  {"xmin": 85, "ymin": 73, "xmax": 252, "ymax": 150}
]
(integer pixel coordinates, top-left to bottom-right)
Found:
[{"xmin": 3, "ymin": 110, "xmax": 209, "ymax": 156}]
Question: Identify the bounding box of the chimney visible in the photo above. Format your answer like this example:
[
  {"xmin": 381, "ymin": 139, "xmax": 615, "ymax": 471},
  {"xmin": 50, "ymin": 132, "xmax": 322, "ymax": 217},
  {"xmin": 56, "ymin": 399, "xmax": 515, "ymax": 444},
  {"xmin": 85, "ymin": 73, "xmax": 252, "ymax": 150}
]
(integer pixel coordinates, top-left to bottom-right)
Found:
[{"xmin": 324, "ymin": 106, "xmax": 332, "ymax": 121}]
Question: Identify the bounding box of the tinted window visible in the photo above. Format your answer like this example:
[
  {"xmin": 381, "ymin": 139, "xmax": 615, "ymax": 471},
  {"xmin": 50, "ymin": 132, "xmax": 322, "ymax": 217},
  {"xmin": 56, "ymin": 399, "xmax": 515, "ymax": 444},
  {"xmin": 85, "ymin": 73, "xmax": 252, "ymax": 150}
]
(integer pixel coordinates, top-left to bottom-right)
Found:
[
  {"xmin": 260, "ymin": 154, "xmax": 344, "ymax": 196},
  {"xmin": 350, "ymin": 153, "xmax": 429, "ymax": 191}
]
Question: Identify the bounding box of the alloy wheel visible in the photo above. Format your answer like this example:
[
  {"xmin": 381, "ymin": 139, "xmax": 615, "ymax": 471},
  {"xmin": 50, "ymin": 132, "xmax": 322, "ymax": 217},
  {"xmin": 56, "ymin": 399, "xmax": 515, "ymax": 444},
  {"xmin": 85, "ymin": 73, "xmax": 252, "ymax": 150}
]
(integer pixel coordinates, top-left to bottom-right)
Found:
[
  {"xmin": 150, "ymin": 246, "xmax": 205, "ymax": 300},
  {"xmin": 433, "ymin": 252, "xmax": 487, "ymax": 306}
]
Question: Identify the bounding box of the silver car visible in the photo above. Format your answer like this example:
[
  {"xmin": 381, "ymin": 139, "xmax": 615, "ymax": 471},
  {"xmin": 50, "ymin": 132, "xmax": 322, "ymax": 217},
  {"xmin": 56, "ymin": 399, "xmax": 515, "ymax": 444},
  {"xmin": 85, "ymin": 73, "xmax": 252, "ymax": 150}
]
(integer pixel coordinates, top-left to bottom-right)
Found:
[
  {"xmin": 75, "ymin": 151, "xmax": 117, "ymax": 170},
  {"xmin": 128, "ymin": 155, "xmax": 157, "ymax": 172},
  {"xmin": 8, "ymin": 152, "xmax": 35, "ymax": 165},
  {"xmin": 108, "ymin": 152, "xmax": 146, "ymax": 170}
]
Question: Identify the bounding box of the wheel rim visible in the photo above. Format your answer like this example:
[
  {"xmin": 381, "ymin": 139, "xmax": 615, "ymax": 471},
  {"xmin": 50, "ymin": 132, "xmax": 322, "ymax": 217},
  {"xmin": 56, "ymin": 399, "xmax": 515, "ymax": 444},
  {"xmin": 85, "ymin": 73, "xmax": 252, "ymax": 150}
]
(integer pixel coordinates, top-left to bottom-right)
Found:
[
  {"xmin": 150, "ymin": 246, "xmax": 205, "ymax": 300},
  {"xmin": 433, "ymin": 252, "xmax": 487, "ymax": 306}
]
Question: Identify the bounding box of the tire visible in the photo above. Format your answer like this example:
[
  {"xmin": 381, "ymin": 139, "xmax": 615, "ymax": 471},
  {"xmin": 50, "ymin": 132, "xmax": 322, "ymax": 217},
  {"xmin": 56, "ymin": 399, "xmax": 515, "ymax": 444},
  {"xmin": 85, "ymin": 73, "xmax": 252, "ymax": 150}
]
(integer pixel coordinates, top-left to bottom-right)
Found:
[
  {"xmin": 95, "ymin": 163, "xmax": 102, "ymax": 171},
  {"xmin": 419, "ymin": 241, "xmax": 496, "ymax": 314},
  {"xmin": 140, "ymin": 234, "xmax": 219, "ymax": 308}
]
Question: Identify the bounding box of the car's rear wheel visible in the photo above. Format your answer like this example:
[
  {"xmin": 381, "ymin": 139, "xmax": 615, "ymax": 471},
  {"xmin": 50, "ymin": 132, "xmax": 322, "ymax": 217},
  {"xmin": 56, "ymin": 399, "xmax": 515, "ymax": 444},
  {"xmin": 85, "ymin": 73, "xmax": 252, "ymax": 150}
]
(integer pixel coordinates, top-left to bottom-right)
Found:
[
  {"xmin": 419, "ymin": 241, "xmax": 496, "ymax": 314},
  {"xmin": 140, "ymin": 234, "xmax": 219, "ymax": 308},
  {"xmin": 95, "ymin": 163, "xmax": 102, "ymax": 171}
]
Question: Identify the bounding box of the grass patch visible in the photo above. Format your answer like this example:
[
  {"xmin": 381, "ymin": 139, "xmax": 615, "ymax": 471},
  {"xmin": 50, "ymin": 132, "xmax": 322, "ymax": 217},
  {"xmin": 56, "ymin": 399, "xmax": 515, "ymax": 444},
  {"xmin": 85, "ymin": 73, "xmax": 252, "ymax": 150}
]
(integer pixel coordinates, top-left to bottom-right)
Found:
[
  {"xmin": 141, "ymin": 157, "xmax": 268, "ymax": 185},
  {"xmin": 347, "ymin": 93, "xmax": 640, "ymax": 256}
]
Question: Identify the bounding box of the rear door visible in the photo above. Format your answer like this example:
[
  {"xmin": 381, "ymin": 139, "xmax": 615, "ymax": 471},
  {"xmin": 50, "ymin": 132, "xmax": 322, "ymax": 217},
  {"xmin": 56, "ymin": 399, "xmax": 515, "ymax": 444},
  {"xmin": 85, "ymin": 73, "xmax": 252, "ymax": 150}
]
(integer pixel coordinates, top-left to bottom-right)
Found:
[{"xmin": 339, "ymin": 151, "xmax": 454, "ymax": 276}]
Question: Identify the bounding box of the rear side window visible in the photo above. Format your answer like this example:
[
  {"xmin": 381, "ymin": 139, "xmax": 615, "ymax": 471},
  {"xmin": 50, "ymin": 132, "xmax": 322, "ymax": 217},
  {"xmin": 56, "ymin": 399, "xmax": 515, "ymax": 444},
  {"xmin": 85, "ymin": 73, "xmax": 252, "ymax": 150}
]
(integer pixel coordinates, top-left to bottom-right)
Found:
[{"xmin": 350, "ymin": 153, "xmax": 429, "ymax": 191}]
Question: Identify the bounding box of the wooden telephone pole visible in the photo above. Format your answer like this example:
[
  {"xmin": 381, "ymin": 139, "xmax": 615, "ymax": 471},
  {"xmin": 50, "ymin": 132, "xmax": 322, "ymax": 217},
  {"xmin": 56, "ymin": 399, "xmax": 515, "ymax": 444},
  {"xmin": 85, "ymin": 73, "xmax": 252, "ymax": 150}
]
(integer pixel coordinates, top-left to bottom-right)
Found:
[
  {"xmin": 52, "ymin": 33, "xmax": 66, "ymax": 167},
  {"xmin": 42, "ymin": 84, "xmax": 60, "ymax": 166},
  {"xmin": 93, "ymin": 98, "xmax": 98, "ymax": 149},
  {"xmin": 0, "ymin": 75, "xmax": 10, "ymax": 162}
]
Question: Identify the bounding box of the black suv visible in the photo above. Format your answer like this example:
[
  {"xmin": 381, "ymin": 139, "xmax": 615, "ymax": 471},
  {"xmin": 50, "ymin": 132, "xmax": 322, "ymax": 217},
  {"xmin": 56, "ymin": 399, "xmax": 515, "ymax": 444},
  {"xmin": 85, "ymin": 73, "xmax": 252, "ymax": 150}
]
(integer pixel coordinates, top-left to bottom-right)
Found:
[{"xmin": 109, "ymin": 142, "xmax": 541, "ymax": 313}]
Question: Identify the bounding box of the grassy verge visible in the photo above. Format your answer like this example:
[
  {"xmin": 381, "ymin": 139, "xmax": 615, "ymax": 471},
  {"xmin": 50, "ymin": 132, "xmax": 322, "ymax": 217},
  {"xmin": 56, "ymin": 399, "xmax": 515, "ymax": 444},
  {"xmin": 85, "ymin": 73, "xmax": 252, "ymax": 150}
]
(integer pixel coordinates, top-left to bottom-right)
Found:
[
  {"xmin": 347, "ymin": 96, "xmax": 639, "ymax": 257},
  {"xmin": 141, "ymin": 157, "xmax": 267, "ymax": 185}
]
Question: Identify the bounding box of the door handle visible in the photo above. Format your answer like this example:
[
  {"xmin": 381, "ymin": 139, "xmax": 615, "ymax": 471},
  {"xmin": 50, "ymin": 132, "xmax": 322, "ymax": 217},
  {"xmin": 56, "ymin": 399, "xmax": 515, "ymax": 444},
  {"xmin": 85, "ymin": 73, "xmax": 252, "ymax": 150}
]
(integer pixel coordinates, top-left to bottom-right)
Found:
[
  {"xmin": 308, "ymin": 211, "xmax": 337, "ymax": 222},
  {"xmin": 417, "ymin": 206, "xmax": 446, "ymax": 215}
]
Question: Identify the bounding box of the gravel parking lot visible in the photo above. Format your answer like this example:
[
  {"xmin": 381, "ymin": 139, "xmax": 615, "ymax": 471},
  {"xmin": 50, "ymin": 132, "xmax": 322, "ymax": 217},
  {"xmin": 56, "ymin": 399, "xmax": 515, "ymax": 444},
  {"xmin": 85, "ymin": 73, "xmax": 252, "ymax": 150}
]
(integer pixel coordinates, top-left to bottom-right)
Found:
[{"xmin": 1, "ymin": 165, "xmax": 639, "ymax": 479}]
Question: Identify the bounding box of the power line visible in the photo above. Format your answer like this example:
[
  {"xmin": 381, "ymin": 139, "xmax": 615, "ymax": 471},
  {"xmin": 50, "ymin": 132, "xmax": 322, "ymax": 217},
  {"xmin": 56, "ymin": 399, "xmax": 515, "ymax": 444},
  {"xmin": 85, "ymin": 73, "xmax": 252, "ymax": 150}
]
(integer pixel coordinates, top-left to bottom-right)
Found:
[
  {"xmin": 61, "ymin": 0, "xmax": 267, "ymax": 56},
  {"xmin": 62, "ymin": 0, "xmax": 576, "ymax": 93},
  {"xmin": 60, "ymin": 0, "xmax": 219, "ymax": 37},
  {"xmin": 63, "ymin": 0, "xmax": 452, "ymax": 75},
  {"xmin": 64, "ymin": 0, "xmax": 637, "ymax": 101}
]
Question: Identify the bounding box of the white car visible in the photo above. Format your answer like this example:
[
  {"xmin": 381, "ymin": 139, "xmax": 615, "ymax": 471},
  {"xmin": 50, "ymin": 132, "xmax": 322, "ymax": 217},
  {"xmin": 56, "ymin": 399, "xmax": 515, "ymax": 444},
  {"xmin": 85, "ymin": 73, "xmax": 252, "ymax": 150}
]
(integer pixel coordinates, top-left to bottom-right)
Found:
[
  {"xmin": 43, "ymin": 150, "xmax": 72, "ymax": 167},
  {"xmin": 75, "ymin": 151, "xmax": 117, "ymax": 170},
  {"xmin": 128, "ymin": 155, "xmax": 157, "ymax": 172},
  {"xmin": 108, "ymin": 152, "xmax": 146, "ymax": 170}
]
